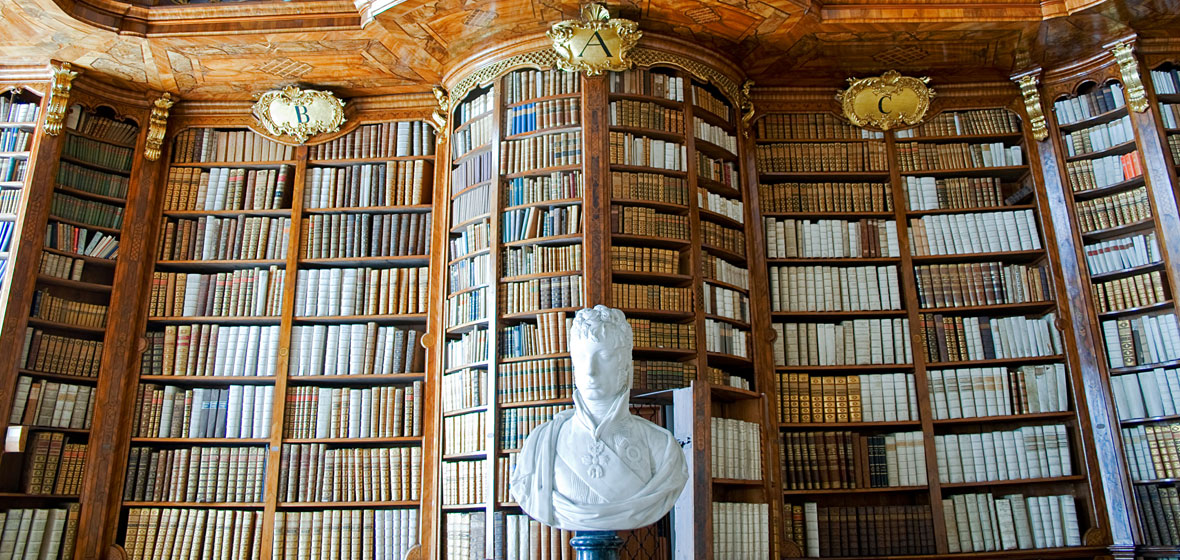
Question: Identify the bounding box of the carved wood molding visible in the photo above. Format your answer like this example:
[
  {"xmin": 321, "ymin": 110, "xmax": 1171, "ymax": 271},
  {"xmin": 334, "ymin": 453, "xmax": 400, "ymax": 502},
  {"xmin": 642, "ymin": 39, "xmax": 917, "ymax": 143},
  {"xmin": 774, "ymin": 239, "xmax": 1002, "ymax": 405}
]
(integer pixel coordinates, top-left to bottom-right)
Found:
[
  {"xmin": 47, "ymin": 0, "xmax": 362, "ymax": 37},
  {"xmin": 1040, "ymin": 48, "xmax": 1123, "ymax": 102}
]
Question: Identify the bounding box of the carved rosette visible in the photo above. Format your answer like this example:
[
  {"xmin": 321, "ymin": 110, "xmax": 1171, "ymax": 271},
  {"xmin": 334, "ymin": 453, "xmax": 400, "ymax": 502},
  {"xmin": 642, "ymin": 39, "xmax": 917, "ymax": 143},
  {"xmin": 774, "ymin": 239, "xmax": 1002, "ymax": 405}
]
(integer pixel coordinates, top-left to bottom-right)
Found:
[
  {"xmin": 43, "ymin": 63, "xmax": 78, "ymax": 137},
  {"xmin": 144, "ymin": 93, "xmax": 175, "ymax": 161},
  {"xmin": 837, "ymin": 70, "xmax": 934, "ymax": 131},
  {"xmin": 251, "ymin": 86, "xmax": 346, "ymax": 144},
  {"xmin": 1014, "ymin": 74, "xmax": 1049, "ymax": 141},
  {"xmin": 548, "ymin": 3, "xmax": 641, "ymax": 76},
  {"xmin": 1110, "ymin": 42, "xmax": 1149, "ymax": 113}
]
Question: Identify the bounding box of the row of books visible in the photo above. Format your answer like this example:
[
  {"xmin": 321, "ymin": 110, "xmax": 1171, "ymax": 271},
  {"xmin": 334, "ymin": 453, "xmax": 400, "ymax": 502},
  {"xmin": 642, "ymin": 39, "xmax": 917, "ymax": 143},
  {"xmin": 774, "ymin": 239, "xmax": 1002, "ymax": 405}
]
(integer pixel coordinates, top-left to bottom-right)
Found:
[
  {"xmin": 448, "ymin": 252, "xmax": 488, "ymax": 293},
  {"xmin": 30, "ymin": 290, "xmax": 107, "ymax": 328},
  {"xmin": 908, "ymin": 209, "xmax": 1042, "ymax": 256},
  {"xmin": 1133, "ymin": 484, "xmax": 1180, "ymax": 546},
  {"xmin": 501, "ymin": 204, "xmax": 581, "ymax": 242},
  {"xmin": 895, "ymin": 142, "xmax": 1023, "ymax": 171},
  {"xmin": 769, "ymin": 265, "xmax": 900, "ymax": 312},
  {"xmin": 450, "ymin": 149, "xmax": 492, "ymax": 194},
  {"xmin": 293, "ymin": 266, "xmax": 428, "ymax": 316},
  {"xmin": 703, "ymin": 283, "xmax": 749, "ymax": 322},
  {"xmin": 502, "ymin": 514, "xmax": 574, "ymax": 560},
  {"xmin": 780, "ymin": 430, "xmax": 926, "ymax": 489},
  {"xmin": 444, "ymin": 512, "xmax": 484, "ymax": 560},
  {"xmin": 445, "ymin": 287, "xmax": 489, "ymax": 329},
  {"xmin": 506, "ymin": 98, "xmax": 581, "ymax": 137},
  {"xmin": 777, "ymin": 373, "xmax": 917, "ymax": 423},
  {"xmin": 142, "ymin": 324, "xmax": 280, "ymax": 377},
  {"xmin": 610, "ymin": 206, "xmax": 688, "ymax": 239},
  {"xmin": 503, "ymin": 243, "xmax": 580, "ymax": 278},
  {"xmin": 698, "ymin": 188, "xmax": 744, "ymax": 223},
  {"xmin": 1160, "ymin": 103, "xmax": 1180, "ymax": 128},
  {"xmin": 1091, "ymin": 269, "xmax": 1168, "ymax": 313},
  {"xmin": 1102, "ymin": 313, "xmax": 1180, "ymax": 368},
  {"xmin": 442, "ymin": 460, "xmax": 484, "ymax": 505},
  {"xmin": 147, "ymin": 267, "xmax": 284, "ymax": 318},
  {"xmin": 506, "ymin": 68, "xmax": 581, "ymax": 104},
  {"xmin": 0, "ymin": 96, "xmax": 38, "ymax": 123},
  {"xmin": 610, "ymin": 245, "xmax": 679, "ymax": 274},
  {"xmin": 697, "ymin": 153, "xmax": 739, "ymax": 189},
  {"xmin": 608, "ymin": 132, "xmax": 686, "ymax": 171},
  {"xmin": 1121, "ymin": 421, "xmax": 1180, "ymax": 480},
  {"xmin": 764, "ymin": 218, "xmax": 900, "ymax": 258},
  {"xmin": 702, "ymin": 221, "xmax": 746, "ymax": 256},
  {"xmin": 133, "ymin": 384, "xmax": 274, "ymax": 439},
  {"xmin": 608, "ymin": 69, "xmax": 684, "ymax": 101},
  {"xmin": 929, "ymin": 364, "xmax": 1069, "ymax": 419},
  {"xmin": 123, "ymin": 445, "xmax": 266, "ymax": 503},
  {"xmin": 500, "ymin": 275, "xmax": 583, "ymax": 314},
  {"xmin": 499, "ymin": 131, "xmax": 583, "ymax": 174},
  {"xmin": 947, "ymin": 493, "xmax": 1082, "ymax": 552},
  {"xmin": 703, "ymin": 254, "xmax": 749, "ymax": 290},
  {"xmin": 755, "ymin": 113, "xmax": 879, "ymax": 140},
  {"xmin": 1073, "ymin": 186, "xmax": 1151, "ymax": 233},
  {"xmin": 919, "ymin": 313, "xmax": 1062, "ymax": 362},
  {"xmin": 935, "ymin": 424, "xmax": 1072, "ymax": 483},
  {"xmin": 450, "ymin": 183, "xmax": 489, "ymax": 227},
  {"xmin": 788, "ymin": 503, "xmax": 935, "ymax": 557},
  {"xmin": 278, "ymin": 444, "xmax": 420, "ymax": 502},
  {"xmin": 159, "ymin": 215, "xmax": 290, "ymax": 261},
  {"xmin": 712, "ymin": 502, "xmax": 770, "ymax": 559},
  {"xmin": 39, "ymin": 251, "xmax": 87, "ymax": 282},
  {"xmin": 759, "ymin": 181, "xmax": 892, "ymax": 213},
  {"xmin": 497, "ymin": 357, "xmax": 573, "ymax": 404},
  {"xmin": 628, "ymin": 318, "xmax": 695, "ymax": 350},
  {"xmin": 307, "ymin": 121, "xmax": 435, "ymax": 160},
  {"xmin": 21, "ymin": 432, "xmax": 85, "ymax": 495},
  {"xmin": 271, "ymin": 510, "xmax": 419, "ymax": 560},
  {"xmin": 455, "ymin": 90, "xmax": 492, "ymax": 129},
  {"xmin": 441, "ymin": 367, "xmax": 484, "ymax": 413},
  {"xmin": 692, "ymin": 85, "xmax": 732, "ymax": 121},
  {"xmin": 451, "ymin": 112, "xmax": 491, "ymax": 159},
  {"xmin": 1067, "ymin": 150, "xmax": 1143, "ymax": 191},
  {"xmin": 612, "ymin": 283, "xmax": 692, "ymax": 311},
  {"xmin": 302, "ymin": 212, "xmax": 430, "ymax": 259},
  {"xmin": 63, "ymin": 134, "xmax": 132, "ymax": 172},
  {"xmin": 304, "ymin": 161, "xmax": 431, "ymax": 208},
  {"xmin": 163, "ymin": 166, "xmax": 291, "ymax": 212},
  {"xmin": 57, "ymin": 160, "xmax": 130, "ymax": 199},
  {"xmin": 896, "ymin": 109, "xmax": 1022, "ymax": 137},
  {"xmin": 773, "ymin": 318, "xmax": 913, "ymax": 366},
  {"xmin": 609, "ymin": 99, "xmax": 684, "ymax": 132},
  {"xmin": 914, "ymin": 261, "xmax": 1052, "ymax": 308},
  {"xmin": 449, "ymin": 221, "xmax": 490, "ymax": 262},
  {"xmin": 0, "ymin": 156, "xmax": 27, "ymax": 182},
  {"xmin": 755, "ymin": 142, "xmax": 888, "ymax": 173},
  {"xmin": 0, "ymin": 189, "xmax": 20, "ymax": 215},
  {"xmin": 705, "ymin": 319, "xmax": 749, "ymax": 357},
  {"xmin": 636, "ymin": 360, "xmax": 695, "ymax": 391},
  {"xmin": 499, "ymin": 311, "xmax": 570, "ymax": 358},
  {"xmin": 172, "ymin": 128, "xmax": 295, "ymax": 163},
  {"xmin": 51, "ymin": 192, "xmax": 123, "ymax": 230},
  {"xmin": 1053, "ymin": 82, "xmax": 1125, "ymax": 125},
  {"xmin": 903, "ymin": 176, "xmax": 1008, "ymax": 211},
  {"xmin": 1062, "ymin": 114, "xmax": 1133, "ymax": 156},
  {"xmin": 1151, "ymin": 68, "xmax": 1180, "ymax": 94},
  {"xmin": 505, "ymin": 171, "xmax": 582, "ymax": 209},
  {"xmin": 289, "ymin": 324, "xmax": 424, "ymax": 376},
  {"xmin": 711, "ymin": 417, "xmax": 762, "ymax": 480},
  {"xmin": 610, "ymin": 170, "xmax": 688, "ymax": 205},
  {"xmin": 500, "ymin": 405, "xmax": 570, "ymax": 450},
  {"xmin": 123, "ymin": 508, "xmax": 261, "ymax": 559},
  {"xmin": 1110, "ymin": 367, "xmax": 1180, "ymax": 420},
  {"xmin": 695, "ymin": 118, "xmax": 737, "ymax": 154},
  {"xmin": 283, "ymin": 383, "xmax": 423, "ymax": 439},
  {"xmin": 442, "ymin": 411, "xmax": 485, "ymax": 455},
  {"xmin": 21, "ymin": 328, "xmax": 103, "ymax": 378},
  {"xmin": 0, "ymin": 506, "xmax": 78, "ymax": 560}
]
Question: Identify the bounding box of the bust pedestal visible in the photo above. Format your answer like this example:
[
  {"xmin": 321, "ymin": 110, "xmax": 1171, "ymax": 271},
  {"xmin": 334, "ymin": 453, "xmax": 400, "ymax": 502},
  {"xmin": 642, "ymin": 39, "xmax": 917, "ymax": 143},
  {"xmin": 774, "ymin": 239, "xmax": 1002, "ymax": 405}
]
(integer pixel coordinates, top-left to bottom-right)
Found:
[{"xmin": 570, "ymin": 531, "xmax": 624, "ymax": 560}]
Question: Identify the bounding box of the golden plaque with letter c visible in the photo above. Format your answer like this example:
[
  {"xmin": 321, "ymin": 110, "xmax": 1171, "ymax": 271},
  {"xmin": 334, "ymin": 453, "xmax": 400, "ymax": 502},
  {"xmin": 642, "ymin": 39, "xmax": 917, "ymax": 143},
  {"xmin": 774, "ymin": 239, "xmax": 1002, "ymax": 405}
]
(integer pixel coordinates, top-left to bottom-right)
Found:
[{"xmin": 836, "ymin": 71, "xmax": 934, "ymax": 131}]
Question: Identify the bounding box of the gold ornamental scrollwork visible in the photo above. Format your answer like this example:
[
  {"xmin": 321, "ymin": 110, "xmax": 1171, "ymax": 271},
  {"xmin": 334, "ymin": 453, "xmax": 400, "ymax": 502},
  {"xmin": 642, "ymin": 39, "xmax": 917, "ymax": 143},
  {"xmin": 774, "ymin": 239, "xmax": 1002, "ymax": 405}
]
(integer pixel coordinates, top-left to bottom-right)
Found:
[
  {"xmin": 739, "ymin": 80, "xmax": 756, "ymax": 138},
  {"xmin": 431, "ymin": 86, "xmax": 451, "ymax": 145},
  {"xmin": 1111, "ymin": 42, "xmax": 1149, "ymax": 113},
  {"xmin": 1013, "ymin": 74, "xmax": 1049, "ymax": 141},
  {"xmin": 144, "ymin": 93, "xmax": 175, "ymax": 162},
  {"xmin": 548, "ymin": 3, "xmax": 641, "ymax": 76},
  {"xmin": 251, "ymin": 86, "xmax": 345, "ymax": 144},
  {"xmin": 836, "ymin": 70, "xmax": 935, "ymax": 131},
  {"xmin": 44, "ymin": 63, "xmax": 78, "ymax": 137}
]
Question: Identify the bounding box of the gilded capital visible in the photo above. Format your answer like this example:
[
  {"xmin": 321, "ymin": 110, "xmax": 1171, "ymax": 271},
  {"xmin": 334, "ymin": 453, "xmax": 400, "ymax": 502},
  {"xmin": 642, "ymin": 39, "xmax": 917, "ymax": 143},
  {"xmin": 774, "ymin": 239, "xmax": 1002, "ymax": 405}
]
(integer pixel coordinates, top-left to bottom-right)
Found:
[
  {"xmin": 144, "ymin": 93, "xmax": 175, "ymax": 161},
  {"xmin": 43, "ymin": 63, "xmax": 78, "ymax": 137},
  {"xmin": 1014, "ymin": 74, "xmax": 1049, "ymax": 141},
  {"xmin": 1110, "ymin": 42, "xmax": 1149, "ymax": 113}
]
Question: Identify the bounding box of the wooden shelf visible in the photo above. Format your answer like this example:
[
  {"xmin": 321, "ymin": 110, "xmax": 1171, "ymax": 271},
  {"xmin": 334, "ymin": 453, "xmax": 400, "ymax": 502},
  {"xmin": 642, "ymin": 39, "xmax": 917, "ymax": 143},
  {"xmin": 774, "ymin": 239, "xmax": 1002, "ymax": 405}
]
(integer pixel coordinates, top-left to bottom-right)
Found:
[
  {"xmin": 299, "ymin": 254, "xmax": 429, "ymax": 267},
  {"xmin": 916, "ymin": 301, "xmax": 1056, "ymax": 315},
  {"xmin": 303, "ymin": 204, "xmax": 432, "ymax": 215},
  {"xmin": 502, "ymin": 197, "xmax": 582, "ymax": 212},
  {"xmin": 1070, "ymin": 174, "xmax": 1146, "ymax": 201},
  {"xmin": 612, "ymin": 270, "xmax": 692, "ymax": 285},
  {"xmin": 146, "ymin": 316, "xmax": 281, "ymax": 325},
  {"xmin": 768, "ymin": 257, "xmax": 901, "ymax": 265},
  {"xmin": 155, "ymin": 258, "xmax": 285, "ymax": 271},
  {"xmin": 306, "ymin": 155, "xmax": 435, "ymax": 166},
  {"xmin": 291, "ymin": 313, "xmax": 428, "ymax": 325},
  {"xmin": 703, "ymin": 277, "xmax": 749, "ymax": 294},
  {"xmin": 137, "ymin": 375, "xmax": 275, "ymax": 385},
  {"xmin": 442, "ymin": 405, "xmax": 488, "ymax": 418},
  {"xmin": 54, "ymin": 184, "xmax": 126, "ymax": 205},
  {"xmin": 58, "ymin": 154, "xmax": 131, "ymax": 176},
  {"xmin": 449, "ymin": 180, "xmax": 493, "ymax": 201},
  {"xmin": 36, "ymin": 274, "xmax": 112, "ymax": 294},
  {"xmin": 169, "ymin": 160, "xmax": 297, "ymax": 168},
  {"xmin": 130, "ymin": 437, "xmax": 268, "ymax": 445},
  {"xmin": 503, "ymin": 124, "xmax": 584, "ymax": 142},
  {"xmin": 1120, "ymin": 412, "xmax": 1180, "ymax": 426},
  {"xmin": 932, "ymin": 411, "xmax": 1075, "ymax": 425},
  {"xmin": 277, "ymin": 501, "xmax": 419, "ymax": 509},
  {"xmin": 503, "ymin": 164, "xmax": 582, "ymax": 179},
  {"xmin": 162, "ymin": 208, "xmax": 291, "ymax": 218},
  {"xmin": 939, "ymin": 475, "xmax": 1087, "ymax": 489},
  {"xmin": 64, "ymin": 127, "xmax": 136, "ymax": 149},
  {"xmin": 607, "ymin": 92, "xmax": 683, "ymax": 110},
  {"xmin": 48, "ymin": 215, "xmax": 120, "ymax": 235},
  {"xmin": 1065, "ymin": 139, "xmax": 1137, "ymax": 162},
  {"xmin": 498, "ymin": 353, "xmax": 569, "ymax": 364},
  {"xmin": 617, "ymin": 308, "xmax": 695, "ymax": 321},
  {"xmin": 282, "ymin": 437, "xmax": 421, "ymax": 445},
  {"xmin": 898, "ymin": 131, "xmax": 1023, "ymax": 144},
  {"xmin": 701, "ymin": 243, "xmax": 746, "ymax": 264},
  {"xmin": 608, "ymin": 164, "xmax": 687, "ymax": 177},
  {"xmin": 448, "ymin": 247, "xmax": 490, "ymax": 266},
  {"xmin": 696, "ymin": 177, "xmax": 742, "ymax": 198},
  {"xmin": 906, "ymin": 203, "xmax": 1036, "ymax": 216},
  {"xmin": 284, "ymin": 373, "xmax": 425, "ymax": 385},
  {"xmin": 698, "ymin": 208, "xmax": 744, "ymax": 229},
  {"xmin": 26, "ymin": 317, "xmax": 106, "ymax": 335},
  {"xmin": 705, "ymin": 314, "xmax": 752, "ymax": 329},
  {"xmin": 763, "ymin": 211, "xmax": 894, "ymax": 219},
  {"xmin": 900, "ymin": 165, "xmax": 1028, "ymax": 180},
  {"xmin": 772, "ymin": 309, "xmax": 906, "ymax": 319},
  {"xmin": 450, "ymin": 143, "xmax": 492, "ymax": 166},
  {"xmin": 1109, "ymin": 358, "xmax": 1180, "ymax": 376},
  {"xmin": 1056, "ymin": 104, "xmax": 1128, "ymax": 132},
  {"xmin": 780, "ymin": 420, "xmax": 922, "ymax": 429},
  {"xmin": 15, "ymin": 369, "xmax": 98, "ymax": 384},
  {"xmin": 775, "ymin": 363, "xmax": 914, "ymax": 373},
  {"xmin": 926, "ymin": 354, "xmax": 1066, "ymax": 368},
  {"xmin": 694, "ymin": 138, "xmax": 738, "ymax": 160},
  {"xmin": 608, "ymin": 124, "xmax": 685, "ymax": 142},
  {"xmin": 1096, "ymin": 300, "xmax": 1174, "ymax": 320},
  {"xmin": 712, "ymin": 477, "xmax": 763, "ymax": 486},
  {"xmin": 503, "ymin": 233, "xmax": 583, "ymax": 248},
  {"xmin": 500, "ymin": 307, "xmax": 582, "ymax": 321},
  {"xmin": 783, "ymin": 485, "xmax": 927, "ymax": 496},
  {"xmin": 610, "ymin": 198, "xmax": 689, "ymax": 213},
  {"xmin": 501, "ymin": 270, "xmax": 581, "ymax": 283},
  {"xmin": 758, "ymin": 170, "xmax": 890, "ymax": 181},
  {"xmin": 910, "ymin": 249, "xmax": 1045, "ymax": 264},
  {"xmin": 499, "ymin": 398, "xmax": 574, "ymax": 409},
  {"xmin": 610, "ymin": 233, "xmax": 690, "ymax": 249},
  {"xmin": 506, "ymin": 92, "xmax": 582, "ymax": 109},
  {"xmin": 692, "ymin": 106, "xmax": 734, "ymax": 131},
  {"xmin": 122, "ymin": 501, "xmax": 264, "ymax": 508},
  {"xmin": 1088, "ymin": 260, "xmax": 1164, "ymax": 282},
  {"xmin": 1081, "ymin": 218, "xmax": 1157, "ymax": 242}
]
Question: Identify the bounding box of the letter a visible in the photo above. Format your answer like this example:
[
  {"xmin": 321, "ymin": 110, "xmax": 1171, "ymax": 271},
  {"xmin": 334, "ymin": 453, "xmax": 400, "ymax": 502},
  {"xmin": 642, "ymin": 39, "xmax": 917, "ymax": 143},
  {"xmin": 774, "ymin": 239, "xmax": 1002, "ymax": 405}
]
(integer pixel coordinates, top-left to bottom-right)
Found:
[{"xmin": 578, "ymin": 31, "xmax": 613, "ymax": 58}]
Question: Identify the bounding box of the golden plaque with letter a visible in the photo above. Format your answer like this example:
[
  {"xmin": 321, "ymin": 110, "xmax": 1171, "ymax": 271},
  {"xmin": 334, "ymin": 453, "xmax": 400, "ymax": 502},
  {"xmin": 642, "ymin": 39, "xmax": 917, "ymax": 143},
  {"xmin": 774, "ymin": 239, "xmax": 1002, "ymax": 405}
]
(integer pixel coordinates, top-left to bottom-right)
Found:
[{"xmin": 549, "ymin": 3, "xmax": 642, "ymax": 76}]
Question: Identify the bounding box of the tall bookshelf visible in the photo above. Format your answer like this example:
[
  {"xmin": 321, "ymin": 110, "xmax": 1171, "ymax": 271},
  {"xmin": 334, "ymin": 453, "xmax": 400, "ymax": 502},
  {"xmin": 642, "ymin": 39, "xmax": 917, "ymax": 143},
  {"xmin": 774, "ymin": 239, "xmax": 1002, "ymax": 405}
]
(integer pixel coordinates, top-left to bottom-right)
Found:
[
  {"xmin": 0, "ymin": 88, "xmax": 41, "ymax": 321},
  {"xmin": 1, "ymin": 101, "xmax": 139, "ymax": 559},
  {"xmin": 117, "ymin": 120, "xmax": 436, "ymax": 559},
  {"xmin": 758, "ymin": 106, "xmax": 1103, "ymax": 558}
]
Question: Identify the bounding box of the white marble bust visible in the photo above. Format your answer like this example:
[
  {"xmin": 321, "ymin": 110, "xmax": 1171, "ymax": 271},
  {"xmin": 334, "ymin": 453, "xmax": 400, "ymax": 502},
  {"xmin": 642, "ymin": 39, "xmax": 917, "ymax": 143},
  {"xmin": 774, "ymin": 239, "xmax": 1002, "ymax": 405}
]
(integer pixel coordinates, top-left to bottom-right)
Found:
[{"xmin": 510, "ymin": 305, "xmax": 689, "ymax": 531}]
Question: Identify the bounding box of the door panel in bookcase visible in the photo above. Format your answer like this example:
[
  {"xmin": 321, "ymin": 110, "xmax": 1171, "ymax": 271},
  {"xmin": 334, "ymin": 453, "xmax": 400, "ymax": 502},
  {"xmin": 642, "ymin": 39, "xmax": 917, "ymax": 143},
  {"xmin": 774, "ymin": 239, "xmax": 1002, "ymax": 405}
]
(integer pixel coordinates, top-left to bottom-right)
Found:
[{"xmin": 3, "ymin": 101, "xmax": 136, "ymax": 560}]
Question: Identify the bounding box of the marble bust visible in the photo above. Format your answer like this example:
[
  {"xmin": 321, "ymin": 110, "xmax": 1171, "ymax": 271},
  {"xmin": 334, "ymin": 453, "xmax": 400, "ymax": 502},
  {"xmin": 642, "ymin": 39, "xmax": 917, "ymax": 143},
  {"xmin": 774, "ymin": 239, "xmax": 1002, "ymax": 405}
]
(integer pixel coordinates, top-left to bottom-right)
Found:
[{"xmin": 510, "ymin": 305, "xmax": 689, "ymax": 531}]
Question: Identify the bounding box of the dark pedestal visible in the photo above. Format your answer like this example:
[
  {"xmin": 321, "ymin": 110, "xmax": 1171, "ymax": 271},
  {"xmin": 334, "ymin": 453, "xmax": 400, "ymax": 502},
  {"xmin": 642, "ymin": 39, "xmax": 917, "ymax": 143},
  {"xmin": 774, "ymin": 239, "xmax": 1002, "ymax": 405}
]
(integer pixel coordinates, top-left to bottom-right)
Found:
[{"xmin": 570, "ymin": 531, "xmax": 624, "ymax": 560}]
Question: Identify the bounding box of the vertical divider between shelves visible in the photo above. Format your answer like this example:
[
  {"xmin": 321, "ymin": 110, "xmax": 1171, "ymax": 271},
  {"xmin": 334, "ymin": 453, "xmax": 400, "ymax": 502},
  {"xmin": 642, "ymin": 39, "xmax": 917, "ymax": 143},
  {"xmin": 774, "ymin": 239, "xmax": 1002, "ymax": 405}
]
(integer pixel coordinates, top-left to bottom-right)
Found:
[
  {"xmin": 884, "ymin": 131, "xmax": 948, "ymax": 554},
  {"xmin": 1125, "ymin": 90, "xmax": 1180, "ymax": 309},
  {"xmin": 485, "ymin": 79, "xmax": 506, "ymax": 558},
  {"xmin": 0, "ymin": 88, "xmax": 48, "ymax": 346},
  {"xmin": 584, "ymin": 73, "xmax": 609, "ymax": 306},
  {"xmin": 259, "ymin": 144, "xmax": 309, "ymax": 560}
]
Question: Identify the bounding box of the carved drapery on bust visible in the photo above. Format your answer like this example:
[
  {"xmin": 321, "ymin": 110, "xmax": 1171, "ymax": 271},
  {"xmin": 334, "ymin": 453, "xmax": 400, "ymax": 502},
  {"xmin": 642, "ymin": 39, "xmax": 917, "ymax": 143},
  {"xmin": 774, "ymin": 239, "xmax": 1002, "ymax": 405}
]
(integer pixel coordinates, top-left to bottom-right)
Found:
[{"xmin": 510, "ymin": 306, "xmax": 688, "ymax": 530}]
